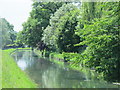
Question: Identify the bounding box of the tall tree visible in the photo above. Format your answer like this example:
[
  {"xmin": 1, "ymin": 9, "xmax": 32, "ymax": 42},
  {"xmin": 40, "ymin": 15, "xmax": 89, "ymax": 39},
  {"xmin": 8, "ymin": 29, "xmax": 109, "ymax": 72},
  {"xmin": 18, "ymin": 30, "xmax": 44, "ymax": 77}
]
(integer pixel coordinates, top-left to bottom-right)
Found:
[
  {"xmin": 76, "ymin": 2, "xmax": 120, "ymax": 82},
  {"xmin": 42, "ymin": 3, "xmax": 80, "ymax": 52},
  {"xmin": 20, "ymin": 2, "xmax": 63, "ymax": 47}
]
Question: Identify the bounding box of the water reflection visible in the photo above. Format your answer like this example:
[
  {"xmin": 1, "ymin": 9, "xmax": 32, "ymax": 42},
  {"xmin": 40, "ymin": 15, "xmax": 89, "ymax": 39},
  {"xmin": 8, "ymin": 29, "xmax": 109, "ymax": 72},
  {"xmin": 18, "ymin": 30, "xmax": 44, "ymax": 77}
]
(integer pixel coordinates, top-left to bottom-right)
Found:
[
  {"xmin": 12, "ymin": 50, "xmax": 117, "ymax": 88},
  {"xmin": 17, "ymin": 60, "xmax": 27, "ymax": 70}
]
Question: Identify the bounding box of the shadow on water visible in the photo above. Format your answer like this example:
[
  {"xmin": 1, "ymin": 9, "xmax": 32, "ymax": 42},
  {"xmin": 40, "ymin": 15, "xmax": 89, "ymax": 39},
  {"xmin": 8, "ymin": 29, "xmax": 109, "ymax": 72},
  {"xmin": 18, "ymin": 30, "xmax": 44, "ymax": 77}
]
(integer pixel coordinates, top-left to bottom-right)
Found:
[{"xmin": 12, "ymin": 50, "xmax": 118, "ymax": 88}]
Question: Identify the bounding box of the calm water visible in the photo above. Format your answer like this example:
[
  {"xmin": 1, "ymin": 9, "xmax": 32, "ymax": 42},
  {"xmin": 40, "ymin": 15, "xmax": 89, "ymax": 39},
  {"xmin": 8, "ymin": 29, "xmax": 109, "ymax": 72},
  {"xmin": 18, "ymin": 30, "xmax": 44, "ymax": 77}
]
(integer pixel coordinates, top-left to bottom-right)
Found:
[{"xmin": 12, "ymin": 50, "xmax": 118, "ymax": 88}]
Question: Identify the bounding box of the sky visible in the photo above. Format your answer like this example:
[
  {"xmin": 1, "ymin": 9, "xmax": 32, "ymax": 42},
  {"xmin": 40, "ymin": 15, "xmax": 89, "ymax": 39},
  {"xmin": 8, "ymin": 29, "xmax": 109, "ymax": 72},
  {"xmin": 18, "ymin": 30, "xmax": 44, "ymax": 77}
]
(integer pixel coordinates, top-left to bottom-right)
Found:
[{"xmin": 0, "ymin": 0, "xmax": 33, "ymax": 32}]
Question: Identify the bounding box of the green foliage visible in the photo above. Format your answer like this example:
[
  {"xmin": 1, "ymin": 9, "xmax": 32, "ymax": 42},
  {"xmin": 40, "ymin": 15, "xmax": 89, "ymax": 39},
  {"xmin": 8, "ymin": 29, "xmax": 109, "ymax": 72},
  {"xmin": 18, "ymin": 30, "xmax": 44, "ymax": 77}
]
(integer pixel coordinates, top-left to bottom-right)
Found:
[
  {"xmin": 57, "ymin": 10, "xmax": 80, "ymax": 52},
  {"xmin": 75, "ymin": 2, "xmax": 120, "ymax": 82},
  {"xmin": 62, "ymin": 52, "xmax": 82, "ymax": 67},
  {"xmin": 16, "ymin": 31, "xmax": 25, "ymax": 47},
  {"xmin": 0, "ymin": 18, "xmax": 17, "ymax": 49},
  {"xmin": 42, "ymin": 4, "xmax": 81, "ymax": 52},
  {"xmin": 18, "ymin": 1, "xmax": 120, "ymax": 82},
  {"xmin": 82, "ymin": 2, "xmax": 96, "ymax": 21},
  {"xmin": 18, "ymin": 2, "xmax": 63, "ymax": 47}
]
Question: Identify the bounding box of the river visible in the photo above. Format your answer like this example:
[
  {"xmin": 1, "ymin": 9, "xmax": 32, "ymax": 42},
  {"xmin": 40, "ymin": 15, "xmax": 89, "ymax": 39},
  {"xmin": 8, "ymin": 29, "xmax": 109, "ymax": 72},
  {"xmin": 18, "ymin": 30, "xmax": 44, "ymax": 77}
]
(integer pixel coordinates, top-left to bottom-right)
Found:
[{"xmin": 12, "ymin": 50, "xmax": 118, "ymax": 88}]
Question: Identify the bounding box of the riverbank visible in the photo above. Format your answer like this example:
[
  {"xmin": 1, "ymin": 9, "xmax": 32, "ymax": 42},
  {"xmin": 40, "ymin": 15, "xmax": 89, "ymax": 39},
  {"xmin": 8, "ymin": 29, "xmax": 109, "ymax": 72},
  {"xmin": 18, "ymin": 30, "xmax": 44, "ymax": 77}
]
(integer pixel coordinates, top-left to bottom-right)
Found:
[
  {"xmin": 35, "ymin": 50, "xmax": 93, "ymax": 70},
  {"xmin": 2, "ymin": 48, "xmax": 37, "ymax": 88},
  {"xmin": 34, "ymin": 49, "xmax": 65, "ymax": 66},
  {"xmin": 34, "ymin": 49, "xmax": 120, "ymax": 87},
  {"xmin": 0, "ymin": 50, "xmax": 2, "ymax": 89},
  {"xmin": 34, "ymin": 49, "xmax": 103, "ymax": 80}
]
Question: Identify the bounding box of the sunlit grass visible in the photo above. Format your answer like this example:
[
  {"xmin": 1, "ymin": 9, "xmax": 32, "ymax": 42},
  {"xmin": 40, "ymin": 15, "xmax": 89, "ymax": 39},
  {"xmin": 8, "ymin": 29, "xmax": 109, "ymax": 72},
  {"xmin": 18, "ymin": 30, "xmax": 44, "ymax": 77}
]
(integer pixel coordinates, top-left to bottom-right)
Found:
[
  {"xmin": 2, "ymin": 48, "xmax": 37, "ymax": 88},
  {"xmin": 0, "ymin": 50, "xmax": 2, "ymax": 89}
]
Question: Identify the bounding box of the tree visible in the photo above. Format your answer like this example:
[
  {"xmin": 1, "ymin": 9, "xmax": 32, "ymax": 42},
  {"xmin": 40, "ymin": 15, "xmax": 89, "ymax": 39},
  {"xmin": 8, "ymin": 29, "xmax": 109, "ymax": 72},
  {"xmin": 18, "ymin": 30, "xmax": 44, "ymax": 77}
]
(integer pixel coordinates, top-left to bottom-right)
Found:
[
  {"xmin": 57, "ymin": 10, "xmax": 80, "ymax": 52},
  {"xmin": 42, "ymin": 3, "xmax": 80, "ymax": 52},
  {"xmin": 76, "ymin": 2, "xmax": 120, "ymax": 82},
  {"xmin": 0, "ymin": 18, "xmax": 17, "ymax": 49},
  {"xmin": 20, "ymin": 2, "xmax": 63, "ymax": 48}
]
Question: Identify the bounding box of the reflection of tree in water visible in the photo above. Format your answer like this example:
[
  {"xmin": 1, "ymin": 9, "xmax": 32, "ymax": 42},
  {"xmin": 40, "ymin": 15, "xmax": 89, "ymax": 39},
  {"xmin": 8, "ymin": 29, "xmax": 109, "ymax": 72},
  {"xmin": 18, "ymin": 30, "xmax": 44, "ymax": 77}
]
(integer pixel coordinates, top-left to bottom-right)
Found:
[
  {"xmin": 42, "ymin": 67, "xmax": 117, "ymax": 88},
  {"xmin": 12, "ymin": 51, "xmax": 25, "ymax": 60},
  {"xmin": 24, "ymin": 54, "xmax": 54, "ymax": 87},
  {"xmin": 13, "ymin": 51, "xmax": 117, "ymax": 88},
  {"xmin": 13, "ymin": 51, "xmax": 35, "ymax": 70},
  {"xmin": 41, "ymin": 66, "xmax": 88, "ymax": 88}
]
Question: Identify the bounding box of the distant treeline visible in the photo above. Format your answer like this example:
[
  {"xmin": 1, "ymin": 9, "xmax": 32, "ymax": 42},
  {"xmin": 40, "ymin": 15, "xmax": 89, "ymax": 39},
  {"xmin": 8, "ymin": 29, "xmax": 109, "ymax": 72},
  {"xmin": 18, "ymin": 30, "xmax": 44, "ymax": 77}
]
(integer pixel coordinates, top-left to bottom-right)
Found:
[{"xmin": 0, "ymin": 18, "xmax": 24, "ymax": 49}]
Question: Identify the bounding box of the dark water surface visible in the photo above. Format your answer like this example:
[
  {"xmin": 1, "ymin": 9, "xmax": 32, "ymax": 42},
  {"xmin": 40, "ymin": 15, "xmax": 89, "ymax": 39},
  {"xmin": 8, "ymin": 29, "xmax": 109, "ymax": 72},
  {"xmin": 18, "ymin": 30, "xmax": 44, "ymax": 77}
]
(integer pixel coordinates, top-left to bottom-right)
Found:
[{"xmin": 12, "ymin": 50, "xmax": 118, "ymax": 88}]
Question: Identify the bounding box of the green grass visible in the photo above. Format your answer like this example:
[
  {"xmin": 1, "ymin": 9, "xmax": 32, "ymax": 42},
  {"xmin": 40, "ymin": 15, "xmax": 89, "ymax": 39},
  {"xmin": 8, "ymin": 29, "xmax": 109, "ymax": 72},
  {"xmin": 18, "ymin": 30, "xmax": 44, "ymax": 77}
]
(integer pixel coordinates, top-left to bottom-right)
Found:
[
  {"xmin": 50, "ymin": 52, "xmax": 64, "ymax": 59},
  {"xmin": 2, "ymin": 48, "xmax": 38, "ymax": 88},
  {"xmin": 0, "ymin": 50, "xmax": 2, "ymax": 89},
  {"xmin": 17, "ymin": 47, "xmax": 32, "ymax": 49},
  {"xmin": 50, "ymin": 58, "xmax": 64, "ymax": 66},
  {"xmin": 49, "ymin": 52, "xmax": 64, "ymax": 66},
  {"xmin": 34, "ymin": 50, "xmax": 64, "ymax": 67}
]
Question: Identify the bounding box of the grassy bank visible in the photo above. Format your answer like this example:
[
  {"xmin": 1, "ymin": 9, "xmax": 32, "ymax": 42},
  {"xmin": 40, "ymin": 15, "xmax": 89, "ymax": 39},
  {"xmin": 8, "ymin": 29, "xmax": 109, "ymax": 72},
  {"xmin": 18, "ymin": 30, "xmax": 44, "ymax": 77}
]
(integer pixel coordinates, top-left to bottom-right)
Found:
[
  {"xmin": 2, "ymin": 48, "xmax": 37, "ymax": 88},
  {"xmin": 34, "ymin": 49, "xmax": 64, "ymax": 66},
  {"xmin": 0, "ymin": 50, "xmax": 2, "ymax": 89}
]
